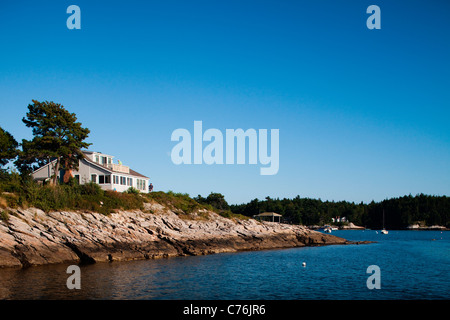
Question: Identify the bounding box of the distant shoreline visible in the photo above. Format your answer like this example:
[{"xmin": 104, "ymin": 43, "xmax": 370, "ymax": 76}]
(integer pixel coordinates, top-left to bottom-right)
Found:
[{"xmin": 309, "ymin": 226, "xmax": 449, "ymax": 231}]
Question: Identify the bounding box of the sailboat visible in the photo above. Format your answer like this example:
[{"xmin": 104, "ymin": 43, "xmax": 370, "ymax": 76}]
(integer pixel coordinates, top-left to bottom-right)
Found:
[{"xmin": 381, "ymin": 209, "xmax": 388, "ymax": 234}]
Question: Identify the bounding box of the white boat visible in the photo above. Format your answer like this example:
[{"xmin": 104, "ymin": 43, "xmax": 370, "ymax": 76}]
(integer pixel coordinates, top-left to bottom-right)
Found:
[
  {"xmin": 324, "ymin": 227, "xmax": 332, "ymax": 233},
  {"xmin": 381, "ymin": 210, "xmax": 388, "ymax": 234}
]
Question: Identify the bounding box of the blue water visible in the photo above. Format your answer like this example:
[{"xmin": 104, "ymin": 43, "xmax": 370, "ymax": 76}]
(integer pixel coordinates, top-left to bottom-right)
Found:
[{"xmin": 0, "ymin": 230, "xmax": 449, "ymax": 299}]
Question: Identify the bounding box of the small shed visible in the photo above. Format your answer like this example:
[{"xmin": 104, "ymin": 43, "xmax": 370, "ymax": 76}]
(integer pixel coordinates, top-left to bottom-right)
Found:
[{"xmin": 253, "ymin": 212, "xmax": 282, "ymax": 223}]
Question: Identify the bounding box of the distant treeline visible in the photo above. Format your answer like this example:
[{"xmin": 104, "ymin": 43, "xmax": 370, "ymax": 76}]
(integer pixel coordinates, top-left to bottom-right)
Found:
[{"xmin": 229, "ymin": 194, "xmax": 450, "ymax": 229}]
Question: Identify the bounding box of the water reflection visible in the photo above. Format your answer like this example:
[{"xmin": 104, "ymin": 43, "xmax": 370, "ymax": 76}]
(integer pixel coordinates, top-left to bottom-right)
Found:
[
  {"xmin": 0, "ymin": 254, "xmax": 227, "ymax": 300},
  {"xmin": 1, "ymin": 231, "xmax": 449, "ymax": 300}
]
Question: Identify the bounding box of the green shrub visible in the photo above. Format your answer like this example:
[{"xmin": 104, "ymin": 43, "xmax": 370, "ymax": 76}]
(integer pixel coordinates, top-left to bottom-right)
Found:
[
  {"xmin": 0, "ymin": 209, "xmax": 9, "ymax": 222},
  {"xmin": 125, "ymin": 187, "xmax": 140, "ymax": 195},
  {"xmin": 103, "ymin": 190, "xmax": 143, "ymax": 212},
  {"xmin": 146, "ymin": 191, "xmax": 202, "ymax": 214},
  {"xmin": 217, "ymin": 210, "xmax": 250, "ymax": 220},
  {"xmin": 0, "ymin": 172, "xmax": 247, "ymax": 221},
  {"xmin": 78, "ymin": 182, "xmax": 103, "ymax": 196},
  {"xmin": 0, "ymin": 172, "xmax": 145, "ymax": 214},
  {"xmin": 0, "ymin": 171, "xmax": 22, "ymax": 194}
]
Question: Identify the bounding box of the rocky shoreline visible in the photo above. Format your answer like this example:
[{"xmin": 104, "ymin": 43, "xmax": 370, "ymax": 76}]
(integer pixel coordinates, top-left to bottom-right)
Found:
[{"xmin": 0, "ymin": 202, "xmax": 370, "ymax": 268}]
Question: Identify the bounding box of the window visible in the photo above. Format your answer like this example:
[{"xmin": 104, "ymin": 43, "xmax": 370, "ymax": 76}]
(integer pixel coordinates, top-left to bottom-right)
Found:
[
  {"xmin": 102, "ymin": 157, "xmax": 107, "ymax": 165},
  {"xmin": 108, "ymin": 158, "xmax": 112, "ymax": 165},
  {"xmin": 91, "ymin": 175, "xmax": 97, "ymax": 183},
  {"xmin": 113, "ymin": 175, "xmax": 118, "ymax": 184},
  {"xmin": 120, "ymin": 177, "xmax": 126, "ymax": 185},
  {"xmin": 136, "ymin": 179, "xmax": 146, "ymax": 190},
  {"xmin": 127, "ymin": 178, "xmax": 132, "ymax": 186},
  {"xmin": 95, "ymin": 155, "xmax": 99, "ymax": 163},
  {"xmin": 99, "ymin": 175, "xmax": 105, "ymax": 184},
  {"xmin": 105, "ymin": 175, "xmax": 111, "ymax": 184}
]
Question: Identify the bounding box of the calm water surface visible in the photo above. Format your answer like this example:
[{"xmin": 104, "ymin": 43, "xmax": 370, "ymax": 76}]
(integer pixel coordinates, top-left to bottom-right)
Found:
[{"xmin": 0, "ymin": 230, "xmax": 449, "ymax": 299}]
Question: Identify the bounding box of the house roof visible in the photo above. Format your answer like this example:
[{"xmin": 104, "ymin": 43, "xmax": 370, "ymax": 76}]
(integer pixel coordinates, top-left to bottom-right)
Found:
[
  {"xmin": 129, "ymin": 168, "xmax": 149, "ymax": 179},
  {"xmin": 31, "ymin": 155, "xmax": 149, "ymax": 180},
  {"xmin": 83, "ymin": 157, "xmax": 149, "ymax": 179},
  {"xmin": 253, "ymin": 212, "xmax": 282, "ymax": 217}
]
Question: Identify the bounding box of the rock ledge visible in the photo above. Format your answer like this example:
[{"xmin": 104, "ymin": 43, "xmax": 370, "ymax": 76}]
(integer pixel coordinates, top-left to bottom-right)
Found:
[{"xmin": 0, "ymin": 203, "xmax": 365, "ymax": 268}]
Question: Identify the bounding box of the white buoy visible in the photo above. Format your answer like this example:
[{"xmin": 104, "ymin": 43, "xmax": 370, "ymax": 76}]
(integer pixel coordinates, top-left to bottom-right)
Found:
[{"xmin": 302, "ymin": 262, "xmax": 306, "ymax": 267}]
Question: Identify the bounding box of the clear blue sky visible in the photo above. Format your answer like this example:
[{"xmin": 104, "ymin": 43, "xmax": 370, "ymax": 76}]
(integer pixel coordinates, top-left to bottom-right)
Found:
[{"xmin": 1, "ymin": 0, "xmax": 449, "ymax": 205}]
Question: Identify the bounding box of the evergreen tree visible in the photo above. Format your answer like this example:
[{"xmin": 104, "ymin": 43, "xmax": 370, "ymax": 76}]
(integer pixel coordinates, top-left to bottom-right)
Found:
[
  {"xmin": 0, "ymin": 126, "xmax": 18, "ymax": 171},
  {"xmin": 16, "ymin": 100, "xmax": 91, "ymax": 184}
]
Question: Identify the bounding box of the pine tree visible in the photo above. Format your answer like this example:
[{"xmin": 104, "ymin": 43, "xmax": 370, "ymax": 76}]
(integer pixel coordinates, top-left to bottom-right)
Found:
[
  {"xmin": 17, "ymin": 100, "xmax": 91, "ymax": 185},
  {"xmin": 0, "ymin": 126, "xmax": 18, "ymax": 171}
]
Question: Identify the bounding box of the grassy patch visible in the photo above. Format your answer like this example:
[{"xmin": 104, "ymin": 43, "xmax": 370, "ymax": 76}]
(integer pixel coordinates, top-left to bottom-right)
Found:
[
  {"xmin": 146, "ymin": 191, "xmax": 203, "ymax": 215},
  {"xmin": 0, "ymin": 173, "xmax": 248, "ymax": 221},
  {"xmin": 1, "ymin": 176, "xmax": 144, "ymax": 215},
  {"xmin": 0, "ymin": 209, "xmax": 10, "ymax": 223},
  {"xmin": 145, "ymin": 191, "xmax": 249, "ymax": 220},
  {"xmin": 217, "ymin": 210, "xmax": 251, "ymax": 220}
]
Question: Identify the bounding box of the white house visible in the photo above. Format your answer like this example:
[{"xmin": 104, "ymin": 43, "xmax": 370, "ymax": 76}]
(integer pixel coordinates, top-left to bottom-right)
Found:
[{"xmin": 31, "ymin": 151, "xmax": 150, "ymax": 193}]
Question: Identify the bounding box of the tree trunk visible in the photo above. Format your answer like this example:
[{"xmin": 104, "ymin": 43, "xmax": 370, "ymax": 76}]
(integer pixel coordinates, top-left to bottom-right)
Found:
[{"xmin": 51, "ymin": 157, "xmax": 60, "ymax": 186}]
